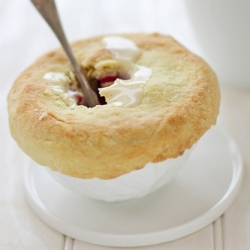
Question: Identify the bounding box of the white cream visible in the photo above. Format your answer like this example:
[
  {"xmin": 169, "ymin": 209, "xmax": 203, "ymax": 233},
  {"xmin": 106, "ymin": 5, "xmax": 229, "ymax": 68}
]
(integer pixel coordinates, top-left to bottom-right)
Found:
[
  {"xmin": 100, "ymin": 36, "xmax": 152, "ymax": 107},
  {"xmin": 43, "ymin": 72, "xmax": 77, "ymax": 108},
  {"xmin": 102, "ymin": 36, "xmax": 140, "ymax": 61},
  {"xmin": 99, "ymin": 65, "xmax": 151, "ymax": 107}
]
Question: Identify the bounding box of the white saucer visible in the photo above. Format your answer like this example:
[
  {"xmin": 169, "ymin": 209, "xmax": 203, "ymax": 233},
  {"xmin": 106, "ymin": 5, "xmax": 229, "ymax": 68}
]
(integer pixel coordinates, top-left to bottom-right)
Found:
[{"xmin": 24, "ymin": 127, "xmax": 243, "ymax": 247}]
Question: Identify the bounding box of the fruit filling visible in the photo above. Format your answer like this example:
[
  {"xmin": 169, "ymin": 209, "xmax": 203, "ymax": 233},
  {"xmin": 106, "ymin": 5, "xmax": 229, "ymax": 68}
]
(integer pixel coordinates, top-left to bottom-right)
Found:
[
  {"xmin": 43, "ymin": 69, "xmax": 131, "ymax": 107},
  {"xmin": 44, "ymin": 36, "xmax": 152, "ymax": 108},
  {"xmin": 80, "ymin": 36, "xmax": 152, "ymax": 108},
  {"xmin": 68, "ymin": 87, "xmax": 84, "ymax": 105}
]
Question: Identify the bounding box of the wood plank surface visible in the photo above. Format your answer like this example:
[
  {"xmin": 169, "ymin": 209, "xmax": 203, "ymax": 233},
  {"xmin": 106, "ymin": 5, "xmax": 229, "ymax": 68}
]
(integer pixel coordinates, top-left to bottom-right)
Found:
[{"xmin": 73, "ymin": 225, "xmax": 214, "ymax": 250}]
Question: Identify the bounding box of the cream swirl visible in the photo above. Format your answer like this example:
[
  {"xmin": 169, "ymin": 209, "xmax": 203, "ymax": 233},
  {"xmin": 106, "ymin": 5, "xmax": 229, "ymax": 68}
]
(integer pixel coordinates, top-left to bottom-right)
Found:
[{"xmin": 99, "ymin": 36, "xmax": 152, "ymax": 107}]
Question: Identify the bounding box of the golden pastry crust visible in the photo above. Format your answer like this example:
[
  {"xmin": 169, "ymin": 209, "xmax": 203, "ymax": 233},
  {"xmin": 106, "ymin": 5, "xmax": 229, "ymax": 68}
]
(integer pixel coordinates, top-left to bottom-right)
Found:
[{"xmin": 8, "ymin": 33, "xmax": 220, "ymax": 179}]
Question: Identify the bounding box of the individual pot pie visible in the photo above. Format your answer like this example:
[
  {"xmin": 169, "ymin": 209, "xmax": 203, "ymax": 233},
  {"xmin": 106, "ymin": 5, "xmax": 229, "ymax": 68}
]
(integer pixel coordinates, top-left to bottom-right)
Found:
[{"xmin": 8, "ymin": 33, "xmax": 220, "ymax": 179}]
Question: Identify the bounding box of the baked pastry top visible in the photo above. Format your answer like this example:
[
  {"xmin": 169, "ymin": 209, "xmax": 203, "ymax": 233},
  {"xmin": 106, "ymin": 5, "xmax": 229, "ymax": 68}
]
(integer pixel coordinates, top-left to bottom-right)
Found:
[{"xmin": 8, "ymin": 33, "xmax": 220, "ymax": 179}]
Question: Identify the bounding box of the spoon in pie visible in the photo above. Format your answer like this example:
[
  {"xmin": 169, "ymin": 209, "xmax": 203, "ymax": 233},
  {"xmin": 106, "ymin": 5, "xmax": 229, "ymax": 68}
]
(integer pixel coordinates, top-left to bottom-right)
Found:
[{"xmin": 30, "ymin": 0, "xmax": 99, "ymax": 107}]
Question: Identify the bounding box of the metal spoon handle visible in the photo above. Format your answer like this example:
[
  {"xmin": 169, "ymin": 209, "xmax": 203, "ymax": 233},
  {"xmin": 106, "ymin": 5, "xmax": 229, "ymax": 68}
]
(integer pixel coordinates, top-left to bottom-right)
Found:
[{"xmin": 30, "ymin": 0, "xmax": 99, "ymax": 107}]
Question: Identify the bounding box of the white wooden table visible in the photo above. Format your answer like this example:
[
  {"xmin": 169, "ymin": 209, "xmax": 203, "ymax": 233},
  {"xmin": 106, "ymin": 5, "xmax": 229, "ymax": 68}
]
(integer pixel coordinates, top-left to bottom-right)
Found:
[{"xmin": 1, "ymin": 1, "xmax": 250, "ymax": 249}]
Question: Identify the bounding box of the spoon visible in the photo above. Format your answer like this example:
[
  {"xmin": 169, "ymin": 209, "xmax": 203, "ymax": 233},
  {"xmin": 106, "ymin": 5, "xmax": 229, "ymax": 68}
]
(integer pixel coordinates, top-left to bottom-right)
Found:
[{"xmin": 30, "ymin": 0, "xmax": 99, "ymax": 107}]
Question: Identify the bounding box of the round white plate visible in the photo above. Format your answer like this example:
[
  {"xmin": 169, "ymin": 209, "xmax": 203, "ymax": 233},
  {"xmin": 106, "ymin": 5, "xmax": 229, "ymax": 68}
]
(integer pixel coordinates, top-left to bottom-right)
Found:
[{"xmin": 24, "ymin": 127, "xmax": 243, "ymax": 247}]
